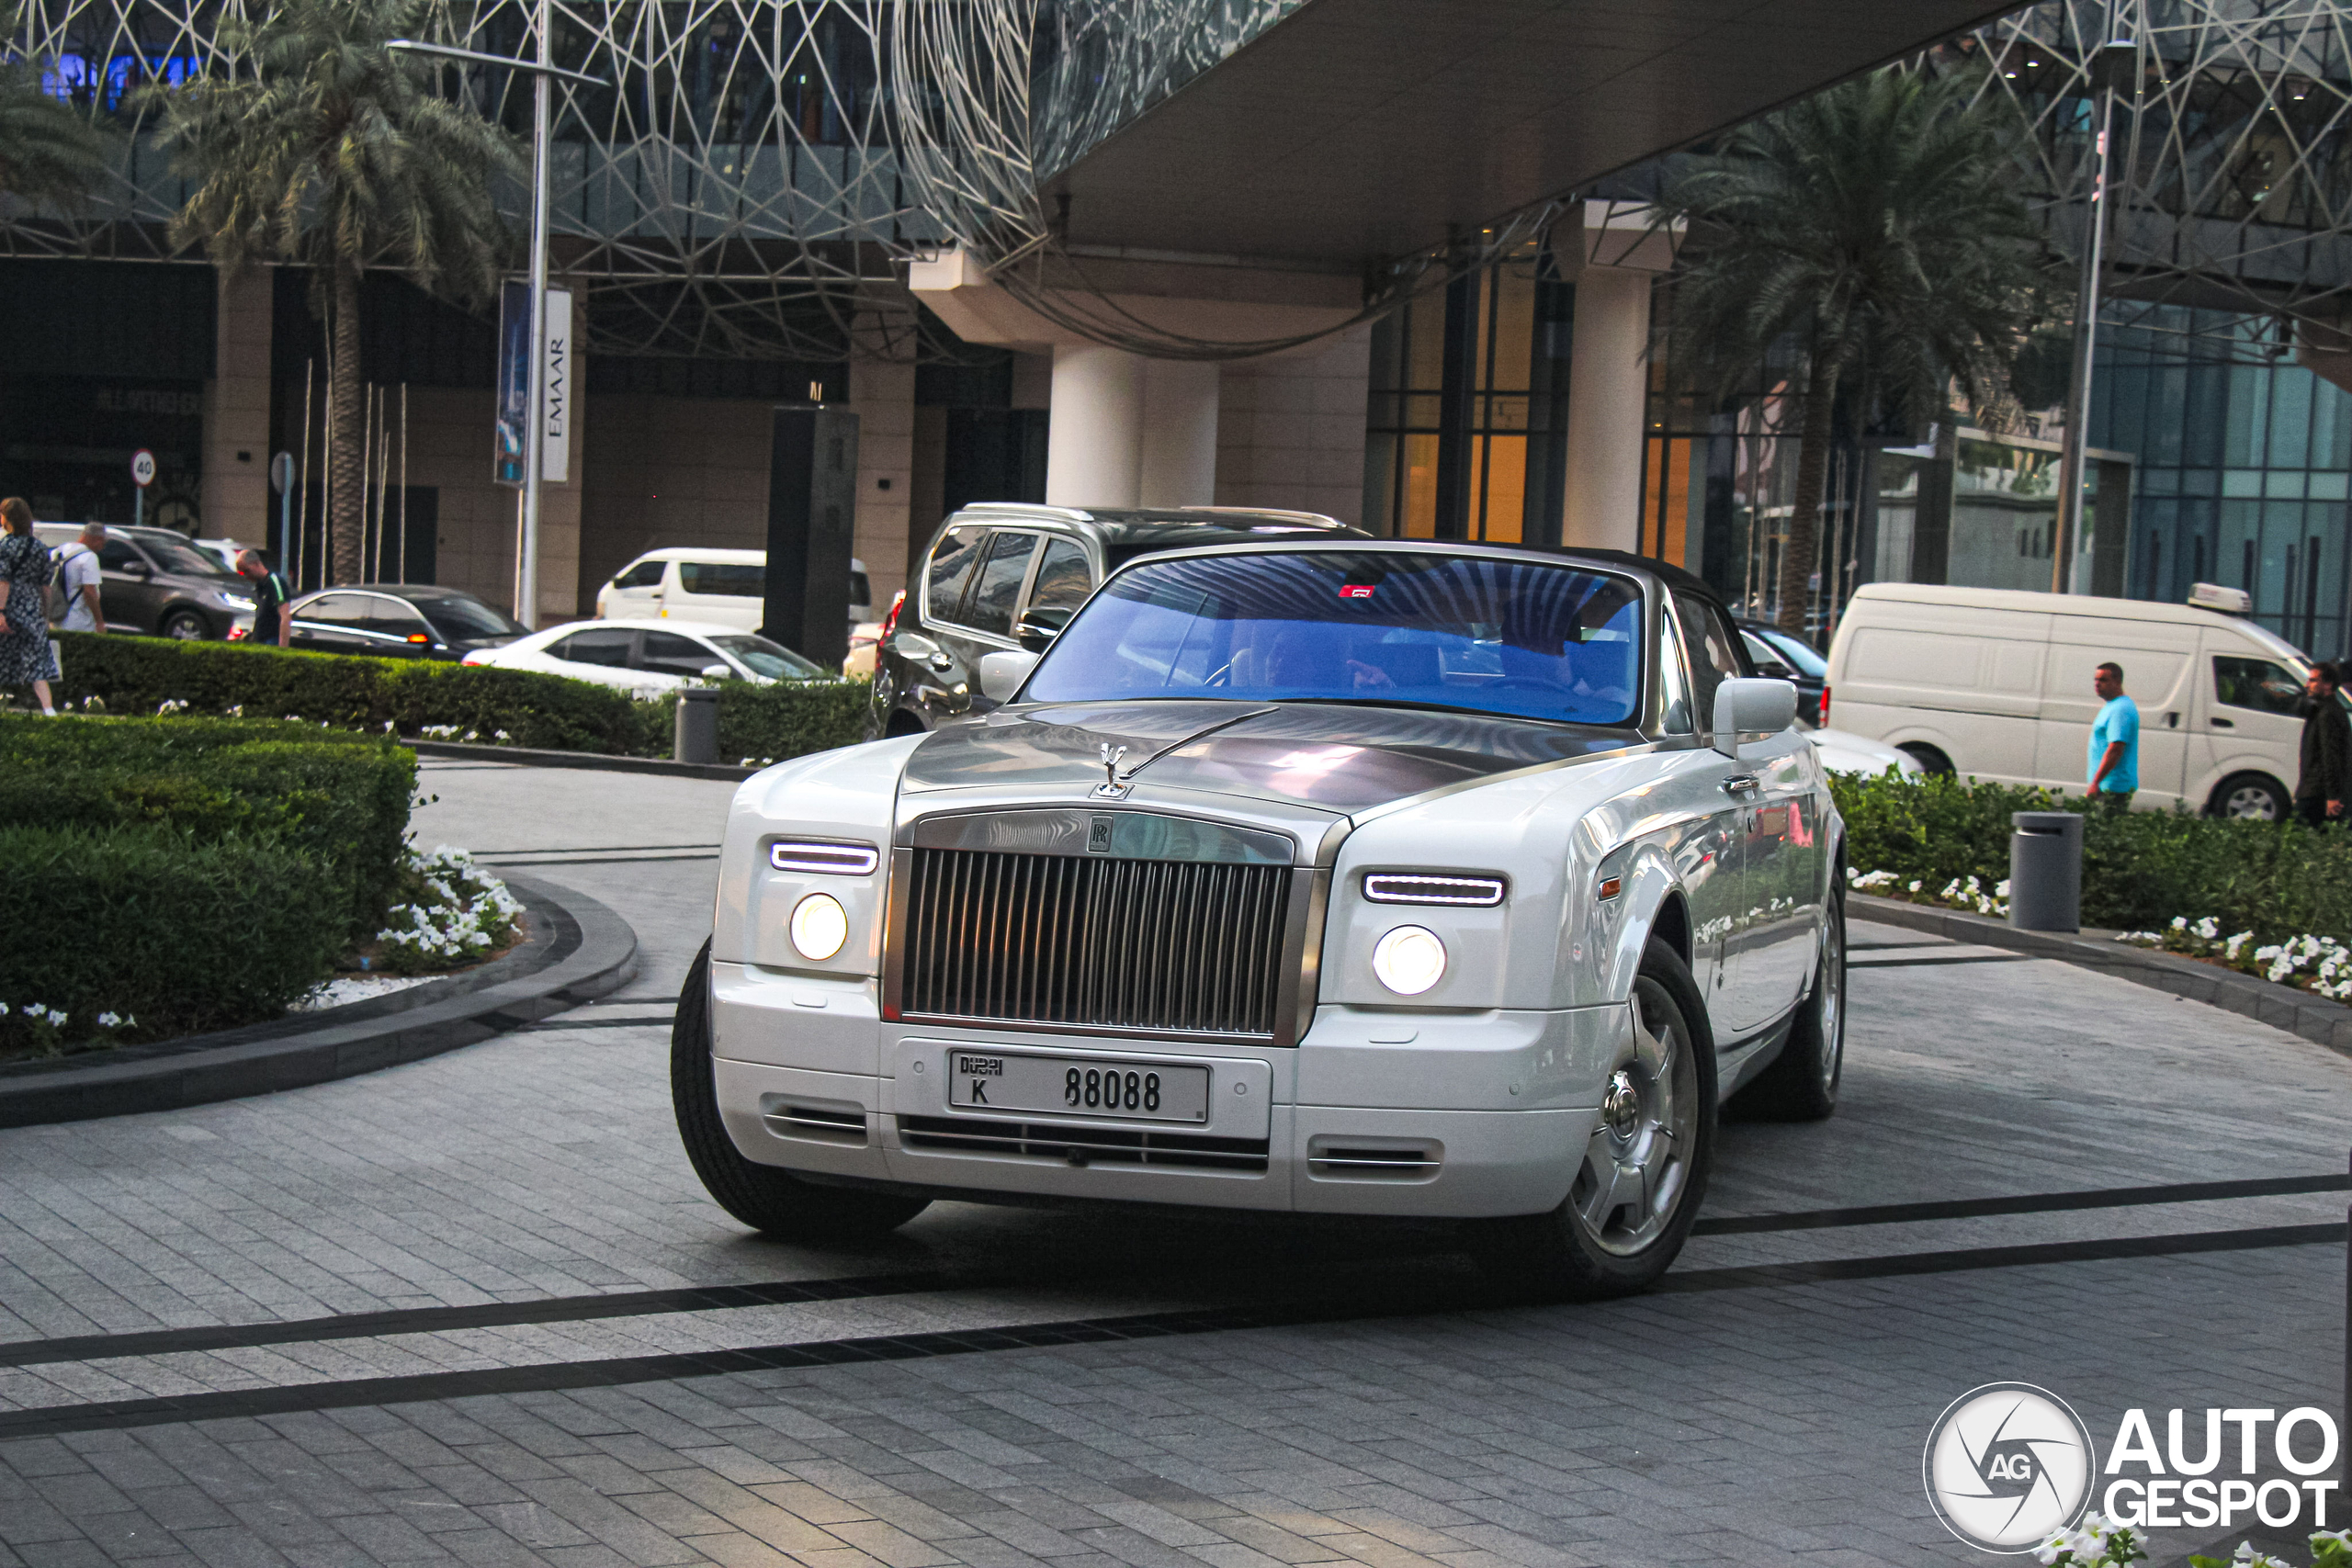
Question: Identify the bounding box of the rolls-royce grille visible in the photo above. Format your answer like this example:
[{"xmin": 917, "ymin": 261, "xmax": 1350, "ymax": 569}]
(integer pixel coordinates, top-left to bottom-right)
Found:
[{"xmin": 900, "ymin": 849, "xmax": 1290, "ymax": 1036}]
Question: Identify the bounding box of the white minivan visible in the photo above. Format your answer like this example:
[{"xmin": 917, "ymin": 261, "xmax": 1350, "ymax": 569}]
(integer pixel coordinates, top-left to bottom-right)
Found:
[
  {"xmin": 1824, "ymin": 581, "xmax": 2339, "ymax": 819},
  {"xmin": 595, "ymin": 547, "xmax": 872, "ymax": 632}
]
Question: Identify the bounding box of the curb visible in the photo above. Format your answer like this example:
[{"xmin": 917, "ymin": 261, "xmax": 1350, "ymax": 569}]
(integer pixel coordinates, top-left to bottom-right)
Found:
[
  {"xmin": 1851, "ymin": 892, "xmax": 2352, "ymax": 1060},
  {"xmin": 0, "ymin": 874, "xmax": 640, "ymax": 1127},
  {"xmin": 404, "ymin": 739, "xmax": 757, "ymax": 782}
]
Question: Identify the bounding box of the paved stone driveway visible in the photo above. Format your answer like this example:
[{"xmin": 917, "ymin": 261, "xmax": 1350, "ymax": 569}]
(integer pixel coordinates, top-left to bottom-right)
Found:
[{"xmin": 0, "ymin": 757, "xmax": 2342, "ymax": 1568}]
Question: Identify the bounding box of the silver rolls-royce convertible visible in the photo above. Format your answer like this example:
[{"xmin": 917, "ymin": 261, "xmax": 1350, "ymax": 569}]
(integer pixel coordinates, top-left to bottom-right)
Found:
[{"xmin": 673, "ymin": 540, "xmax": 1846, "ymax": 1298}]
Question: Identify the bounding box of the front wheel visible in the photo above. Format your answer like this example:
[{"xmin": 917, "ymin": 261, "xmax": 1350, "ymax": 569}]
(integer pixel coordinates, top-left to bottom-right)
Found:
[
  {"xmin": 161, "ymin": 609, "xmax": 209, "ymax": 640},
  {"xmin": 2211, "ymin": 772, "xmax": 2289, "ymax": 822},
  {"xmin": 1472, "ymin": 939, "xmax": 1717, "ymax": 1300},
  {"xmin": 671, "ymin": 941, "xmax": 930, "ymax": 1242},
  {"xmin": 1732, "ymin": 886, "xmax": 1845, "ymax": 1122}
]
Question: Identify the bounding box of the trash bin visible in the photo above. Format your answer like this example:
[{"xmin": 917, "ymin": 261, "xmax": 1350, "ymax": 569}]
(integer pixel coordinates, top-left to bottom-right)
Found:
[
  {"xmin": 2008, "ymin": 811, "xmax": 2083, "ymax": 932},
  {"xmin": 675, "ymin": 686, "xmax": 719, "ymax": 765}
]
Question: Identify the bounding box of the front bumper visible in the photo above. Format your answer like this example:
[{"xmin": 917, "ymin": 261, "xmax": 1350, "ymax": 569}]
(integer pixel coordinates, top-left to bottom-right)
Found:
[{"xmin": 708, "ymin": 960, "xmax": 1628, "ymax": 1219}]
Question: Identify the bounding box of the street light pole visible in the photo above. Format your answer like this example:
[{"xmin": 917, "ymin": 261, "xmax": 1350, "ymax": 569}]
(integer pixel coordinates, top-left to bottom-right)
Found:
[
  {"xmin": 2054, "ymin": 27, "xmax": 2141, "ymax": 595},
  {"xmin": 389, "ymin": 23, "xmax": 601, "ymax": 629}
]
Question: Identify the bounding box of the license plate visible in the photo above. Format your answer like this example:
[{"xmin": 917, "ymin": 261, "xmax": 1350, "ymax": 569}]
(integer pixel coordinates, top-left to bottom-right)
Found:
[{"xmin": 946, "ymin": 1051, "xmax": 1210, "ymax": 1123}]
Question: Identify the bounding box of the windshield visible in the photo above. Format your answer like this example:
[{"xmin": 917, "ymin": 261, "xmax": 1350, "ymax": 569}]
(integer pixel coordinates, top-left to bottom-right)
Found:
[
  {"xmin": 419, "ymin": 595, "xmax": 526, "ymax": 639},
  {"xmin": 1024, "ymin": 551, "xmax": 1645, "ymax": 726},
  {"xmin": 707, "ymin": 633, "xmax": 825, "ymax": 681},
  {"xmin": 138, "ymin": 536, "xmax": 235, "ymax": 579}
]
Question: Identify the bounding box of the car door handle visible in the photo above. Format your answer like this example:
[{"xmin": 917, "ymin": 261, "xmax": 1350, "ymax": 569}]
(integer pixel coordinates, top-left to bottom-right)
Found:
[
  {"xmin": 927, "ymin": 653, "xmax": 953, "ymax": 671},
  {"xmin": 2211, "ymin": 716, "xmax": 2234, "ymax": 728},
  {"xmin": 1722, "ymin": 774, "xmax": 1760, "ymax": 795}
]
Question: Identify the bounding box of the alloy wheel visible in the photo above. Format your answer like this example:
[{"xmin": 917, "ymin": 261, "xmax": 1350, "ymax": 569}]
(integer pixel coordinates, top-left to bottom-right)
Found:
[{"xmin": 1568, "ymin": 981, "xmax": 1699, "ymax": 1258}]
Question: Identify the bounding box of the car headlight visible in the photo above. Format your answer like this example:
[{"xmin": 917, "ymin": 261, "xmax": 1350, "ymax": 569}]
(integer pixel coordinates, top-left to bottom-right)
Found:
[
  {"xmin": 220, "ymin": 592, "xmax": 255, "ymax": 609},
  {"xmin": 1371, "ymin": 925, "xmax": 1446, "ymax": 996},
  {"xmin": 789, "ymin": 892, "xmax": 850, "ymax": 961}
]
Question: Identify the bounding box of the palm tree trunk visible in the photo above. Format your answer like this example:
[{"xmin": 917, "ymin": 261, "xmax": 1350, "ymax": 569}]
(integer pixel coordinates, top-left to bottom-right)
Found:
[
  {"xmin": 328, "ymin": 263, "xmax": 366, "ymax": 586},
  {"xmin": 1779, "ymin": 362, "xmax": 1839, "ymax": 637}
]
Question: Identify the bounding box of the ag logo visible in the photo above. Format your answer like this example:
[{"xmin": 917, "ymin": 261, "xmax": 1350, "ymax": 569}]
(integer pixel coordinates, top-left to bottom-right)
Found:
[{"xmin": 1923, "ymin": 1382, "xmax": 2094, "ymax": 1552}]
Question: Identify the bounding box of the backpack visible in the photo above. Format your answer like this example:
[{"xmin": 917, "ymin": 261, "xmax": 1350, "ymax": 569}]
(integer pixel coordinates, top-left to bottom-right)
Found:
[{"xmin": 43, "ymin": 543, "xmax": 82, "ymax": 626}]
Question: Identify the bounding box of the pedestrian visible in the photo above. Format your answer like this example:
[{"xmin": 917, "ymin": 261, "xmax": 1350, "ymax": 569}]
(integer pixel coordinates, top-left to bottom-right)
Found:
[
  {"xmin": 0, "ymin": 498, "xmax": 62, "ymax": 716},
  {"xmin": 2295, "ymin": 660, "xmax": 2349, "ymax": 829},
  {"xmin": 2087, "ymin": 660, "xmax": 2139, "ymax": 812},
  {"xmin": 235, "ymin": 549, "xmax": 292, "ymax": 648},
  {"xmin": 51, "ymin": 522, "xmax": 105, "ymax": 635}
]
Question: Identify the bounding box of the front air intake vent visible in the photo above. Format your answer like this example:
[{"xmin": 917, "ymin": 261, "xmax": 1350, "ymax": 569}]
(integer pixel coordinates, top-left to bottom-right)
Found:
[
  {"xmin": 899, "ymin": 849, "xmax": 1293, "ymax": 1037},
  {"xmin": 897, "ymin": 1114, "xmax": 1268, "ymax": 1173},
  {"xmin": 763, "ymin": 1104, "xmax": 869, "ymax": 1146},
  {"xmin": 1306, "ymin": 1137, "xmax": 1442, "ymax": 1181}
]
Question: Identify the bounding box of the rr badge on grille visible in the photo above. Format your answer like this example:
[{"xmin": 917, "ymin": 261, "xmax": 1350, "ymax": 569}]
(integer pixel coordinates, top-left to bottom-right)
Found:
[{"xmin": 1088, "ymin": 816, "xmax": 1114, "ymax": 853}]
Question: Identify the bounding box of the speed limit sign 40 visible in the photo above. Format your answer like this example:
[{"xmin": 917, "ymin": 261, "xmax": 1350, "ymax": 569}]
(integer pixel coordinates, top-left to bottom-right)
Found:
[{"xmin": 130, "ymin": 449, "xmax": 156, "ymax": 488}]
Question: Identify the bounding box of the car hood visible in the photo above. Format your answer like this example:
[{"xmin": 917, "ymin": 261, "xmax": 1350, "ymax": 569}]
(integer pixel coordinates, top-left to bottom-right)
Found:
[{"xmin": 902, "ymin": 700, "xmax": 1636, "ymax": 815}]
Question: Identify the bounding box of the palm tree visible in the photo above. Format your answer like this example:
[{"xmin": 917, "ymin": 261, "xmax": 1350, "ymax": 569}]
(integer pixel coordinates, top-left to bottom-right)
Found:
[
  {"xmin": 0, "ymin": 5, "xmax": 111, "ymax": 209},
  {"xmin": 1657, "ymin": 67, "xmax": 2049, "ymax": 636},
  {"xmin": 148, "ymin": 0, "xmax": 522, "ymax": 585}
]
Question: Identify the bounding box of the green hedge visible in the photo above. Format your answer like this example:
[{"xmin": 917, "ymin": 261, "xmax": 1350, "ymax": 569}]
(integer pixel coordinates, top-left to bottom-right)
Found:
[
  {"xmin": 1832, "ymin": 769, "xmax": 2352, "ymax": 942},
  {"xmin": 0, "ymin": 824, "xmax": 350, "ymax": 1048},
  {"xmin": 33, "ymin": 632, "xmax": 867, "ymax": 762}
]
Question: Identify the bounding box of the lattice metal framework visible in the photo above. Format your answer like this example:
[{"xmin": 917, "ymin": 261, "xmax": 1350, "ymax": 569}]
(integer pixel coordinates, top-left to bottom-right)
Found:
[
  {"xmin": 1958, "ymin": 0, "xmax": 2352, "ymax": 338},
  {"xmin": 0, "ymin": 0, "xmax": 948, "ymax": 360}
]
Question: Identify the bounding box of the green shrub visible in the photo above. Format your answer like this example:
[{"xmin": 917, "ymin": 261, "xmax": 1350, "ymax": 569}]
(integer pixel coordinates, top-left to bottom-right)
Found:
[
  {"xmin": 0, "ymin": 823, "xmax": 348, "ymax": 1048},
  {"xmin": 37, "ymin": 632, "xmax": 868, "ymax": 762},
  {"xmin": 1832, "ymin": 769, "xmax": 2352, "ymax": 942},
  {"xmin": 0, "ymin": 714, "xmax": 415, "ymax": 928}
]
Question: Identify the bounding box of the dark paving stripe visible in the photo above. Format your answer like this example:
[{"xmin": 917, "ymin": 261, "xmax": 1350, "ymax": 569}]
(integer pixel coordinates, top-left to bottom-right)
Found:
[
  {"xmin": 0, "ymin": 1223, "xmax": 2338, "ymax": 1438},
  {"xmin": 1847, "ymin": 953, "xmax": 2036, "ymax": 968},
  {"xmin": 513, "ymin": 1013, "xmax": 677, "ymax": 1032},
  {"xmin": 1692, "ymin": 1171, "xmax": 2351, "ymax": 1235},
  {"xmin": 0, "ymin": 1270, "xmax": 963, "ymax": 1371},
  {"xmin": 1657, "ymin": 1221, "xmax": 2346, "ymax": 1294}
]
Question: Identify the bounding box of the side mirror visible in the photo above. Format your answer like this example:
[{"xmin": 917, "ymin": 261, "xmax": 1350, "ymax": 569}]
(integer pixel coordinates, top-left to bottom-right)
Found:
[
  {"xmin": 700, "ymin": 662, "xmax": 734, "ymax": 680},
  {"xmin": 118, "ymin": 559, "xmax": 150, "ymax": 577},
  {"xmin": 1012, "ymin": 605, "xmax": 1074, "ymax": 653},
  {"xmin": 1713, "ymin": 676, "xmax": 1798, "ymax": 758},
  {"xmin": 978, "ymin": 649, "xmax": 1038, "ymax": 703}
]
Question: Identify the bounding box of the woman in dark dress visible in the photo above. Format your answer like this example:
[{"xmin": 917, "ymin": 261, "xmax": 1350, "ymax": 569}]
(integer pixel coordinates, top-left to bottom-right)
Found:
[{"xmin": 0, "ymin": 498, "xmax": 61, "ymax": 716}]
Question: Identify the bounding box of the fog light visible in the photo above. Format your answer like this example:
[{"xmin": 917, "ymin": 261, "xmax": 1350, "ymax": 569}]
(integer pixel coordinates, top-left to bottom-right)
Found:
[
  {"xmin": 1372, "ymin": 925, "xmax": 1446, "ymax": 995},
  {"xmin": 789, "ymin": 893, "xmax": 849, "ymax": 961}
]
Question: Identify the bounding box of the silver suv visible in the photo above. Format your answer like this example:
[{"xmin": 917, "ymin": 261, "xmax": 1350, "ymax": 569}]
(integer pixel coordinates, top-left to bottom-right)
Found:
[{"xmin": 866, "ymin": 504, "xmax": 1367, "ymax": 739}]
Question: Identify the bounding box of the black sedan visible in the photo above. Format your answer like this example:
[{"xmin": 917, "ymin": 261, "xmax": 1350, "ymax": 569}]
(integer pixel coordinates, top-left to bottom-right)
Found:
[
  {"xmin": 1736, "ymin": 618, "xmax": 1829, "ymax": 726},
  {"xmin": 279, "ymin": 585, "xmax": 526, "ymax": 660}
]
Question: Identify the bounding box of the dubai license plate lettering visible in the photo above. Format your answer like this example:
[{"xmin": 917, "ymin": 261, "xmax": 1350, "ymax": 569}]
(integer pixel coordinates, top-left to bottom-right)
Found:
[{"xmin": 948, "ymin": 1052, "xmax": 1209, "ymax": 1122}]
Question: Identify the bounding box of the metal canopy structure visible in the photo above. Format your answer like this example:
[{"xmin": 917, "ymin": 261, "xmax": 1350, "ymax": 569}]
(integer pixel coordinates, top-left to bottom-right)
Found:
[{"xmin": 1034, "ymin": 0, "xmax": 2036, "ymax": 266}]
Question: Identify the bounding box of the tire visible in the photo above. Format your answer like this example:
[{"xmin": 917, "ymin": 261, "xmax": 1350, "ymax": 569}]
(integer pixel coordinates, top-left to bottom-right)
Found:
[
  {"xmin": 671, "ymin": 940, "xmax": 930, "ymax": 1241},
  {"xmin": 161, "ymin": 609, "xmax": 209, "ymax": 641},
  {"xmin": 1472, "ymin": 939, "xmax": 1717, "ymax": 1300},
  {"xmin": 2210, "ymin": 772, "xmax": 2290, "ymax": 822},
  {"xmin": 1731, "ymin": 885, "xmax": 1845, "ymax": 1122},
  {"xmin": 1897, "ymin": 742, "xmax": 1954, "ymax": 776}
]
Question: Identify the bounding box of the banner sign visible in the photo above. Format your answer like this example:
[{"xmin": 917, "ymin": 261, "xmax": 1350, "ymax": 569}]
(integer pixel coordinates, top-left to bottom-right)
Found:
[
  {"xmin": 541, "ymin": 286, "xmax": 572, "ymax": 484},
  {"xmin": 493, "ymin": 279, "xmax": 528, "ymax": 487}
]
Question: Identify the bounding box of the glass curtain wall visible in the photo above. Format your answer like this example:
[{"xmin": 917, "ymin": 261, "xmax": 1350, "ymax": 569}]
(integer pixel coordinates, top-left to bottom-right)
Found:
[
  {"xmin": 2091, "ymin": 306, "xmax": 2352, "ymax": 659},
  {"xmin": 1363, "ymin": 240, "xmax": 1573, "ymax": 541}
]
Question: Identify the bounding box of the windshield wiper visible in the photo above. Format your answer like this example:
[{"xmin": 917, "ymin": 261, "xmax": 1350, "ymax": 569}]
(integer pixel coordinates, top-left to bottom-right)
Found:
[
  {"xmin": 1099, "ymin": 704, "xmax": 1276, "ymax": 795},
  {"xmin": 1265, "ymin": 696, "xmax": 1617, "ymax": 726}
]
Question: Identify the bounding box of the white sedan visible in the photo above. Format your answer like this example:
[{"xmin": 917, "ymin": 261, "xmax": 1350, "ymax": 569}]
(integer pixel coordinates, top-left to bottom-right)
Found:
[{"xmin": 463, "ymin": 617, "xmax": 831, "ymax": 692}]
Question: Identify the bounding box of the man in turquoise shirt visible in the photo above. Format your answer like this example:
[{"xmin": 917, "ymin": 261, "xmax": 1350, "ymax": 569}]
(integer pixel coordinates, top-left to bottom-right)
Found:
[{"xmin": 2087, "ymin": 661, "xmax": 2139, "ymax": 810}]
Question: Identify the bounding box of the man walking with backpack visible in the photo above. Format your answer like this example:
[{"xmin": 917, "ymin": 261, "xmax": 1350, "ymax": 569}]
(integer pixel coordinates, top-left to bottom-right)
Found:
[{"xmin": 51, "ymin": 523, "xmax": 106, "ymax": 635}]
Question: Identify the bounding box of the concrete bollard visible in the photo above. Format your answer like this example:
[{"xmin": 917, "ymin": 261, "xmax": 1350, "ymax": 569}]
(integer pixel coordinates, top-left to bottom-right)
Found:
[
  {"xmin": 2008, "ymin": 811, "xmax": 2083, "ymax": 932},
  {"xmin": 675, "ymin": 686, "xmax": 719, "ymax": 765}
]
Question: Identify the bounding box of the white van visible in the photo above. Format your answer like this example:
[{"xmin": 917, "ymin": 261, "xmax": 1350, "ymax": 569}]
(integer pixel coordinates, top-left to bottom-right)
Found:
[
  {"xmin": 594, "ymin": 547, "xmax": 872, "ymax": 633},
  {"xmin": 1824, "ymin": 581, "xmax": 2336, "ymax": 819}
]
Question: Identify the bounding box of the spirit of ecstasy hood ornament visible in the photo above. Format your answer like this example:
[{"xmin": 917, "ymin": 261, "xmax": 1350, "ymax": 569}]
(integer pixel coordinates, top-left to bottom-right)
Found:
[{"xmin": 1093, "ymin": 743, "xmax": 1131, "ymax": 799}]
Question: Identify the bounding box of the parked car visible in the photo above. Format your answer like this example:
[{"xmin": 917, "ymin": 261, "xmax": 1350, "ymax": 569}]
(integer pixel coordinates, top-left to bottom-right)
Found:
[
  {"xmin": 595, "ymin": 547, "xmax": 872, "ymax": 631},
  {"xmin": 675, "ymin": 537, "xmax": 1840, "ymax": 1301},
  {"xmin": 868, "ymin": 504, "xmax": 1371, "ymax": 738},
  {"xmin": 33, "ymin": 522, "xmax": 255, "ymax": 640},
  {"xmin": 189, "ymin": 537, "xmax": 256, "ymax": 576},
  {"xmin": 1808, "ymin": 728, "xmax": 1922, "ymax": 777},
  {"xmin": 466, "ymin": 617, "xmax": 831, "ymax": 691},
  {"xmin": 1825, "ymin": 581, "xmax": 2345, "ymax": 819},
  {"xmin": 283, "ymin": 585, "xmax": 525, "ymax": 660},
  {"xmin": 1737, "ymin": 619, "xmax": 1828, "ymax": 727}
]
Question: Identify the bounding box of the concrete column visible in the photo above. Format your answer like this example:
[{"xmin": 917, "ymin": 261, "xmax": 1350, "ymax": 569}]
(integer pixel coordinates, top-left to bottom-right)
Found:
[
  {"xmin": 849, "ymin": 349, "xmax": 916, "ymax": 608},
  {"xmin": 1046, "ymin": 344, "xmax": 1146, "ymax": 507},
  {"xmin": 200, "ymin": 266, "xmax": 273, "ymax": 546},
  {"xmin": 1559, "ymin": 265, "xmax": 1650, "ymax": 554},
  {"xmin": 1140, "ymin": 358, "xmax": 1219, "ymax": 506}
]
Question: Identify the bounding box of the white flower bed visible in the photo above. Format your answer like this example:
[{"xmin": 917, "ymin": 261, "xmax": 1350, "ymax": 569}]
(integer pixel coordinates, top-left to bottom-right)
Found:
[
  {"xmin": 1847, "ymin": 865, "xmax": 2010, "ymax": 917},
  {"xmin": 2117, "ymin": 916, "xmax": 2352, "ymax": 1002},
  {"xmin": 372, "ymin": 847, "xmax": 526, "ymax": 974}
]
